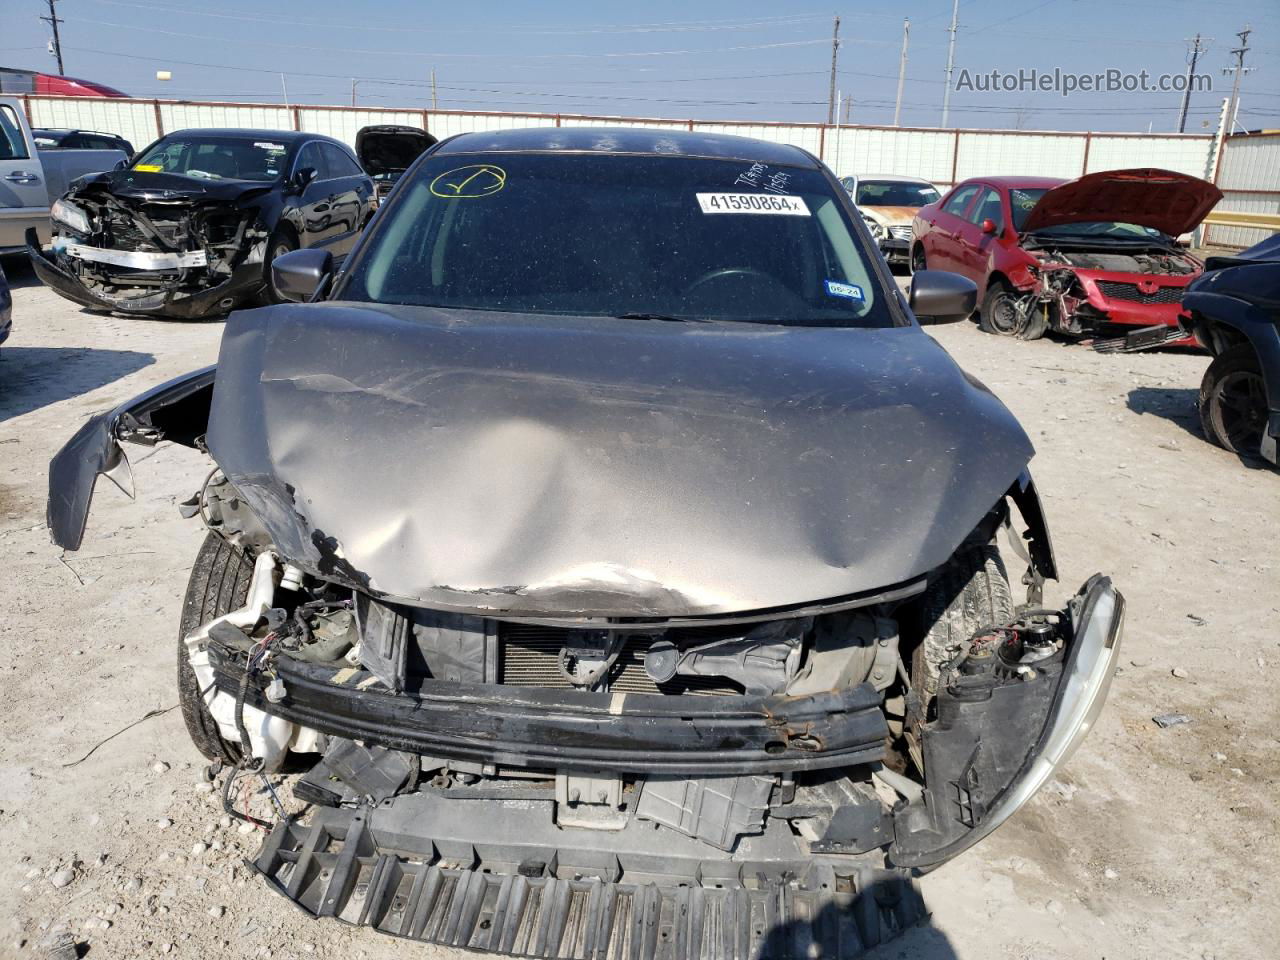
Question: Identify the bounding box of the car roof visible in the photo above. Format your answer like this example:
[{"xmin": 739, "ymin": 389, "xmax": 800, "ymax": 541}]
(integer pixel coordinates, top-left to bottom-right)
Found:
[
  {"xmin": 853, "ymin": 174, "xmax": 936, "ymax": 185},
  {"xmin": 159, "ymin": 129, "xmax": 346, "ymax": 147},
  {"xmin": 33, "ymin": 128, "xmax": 122, "ymax": 137},
  {"xmin": 435, "ymin": 126, "xmax": 820, "ymax": 168},
  {"xmin": 961, "ymin": 176, "xmax": 1065, "ymax": 189}
]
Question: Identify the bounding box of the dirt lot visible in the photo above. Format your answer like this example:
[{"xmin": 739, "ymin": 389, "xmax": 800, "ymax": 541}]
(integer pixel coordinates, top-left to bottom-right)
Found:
[{"xmin": 1, "ymin": 257, "xmax": 1277, "ymax": 960}]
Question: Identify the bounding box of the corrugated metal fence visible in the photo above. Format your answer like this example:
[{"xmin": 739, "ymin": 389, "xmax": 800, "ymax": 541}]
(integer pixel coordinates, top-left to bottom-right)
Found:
[
  {"xmin": 23, "ymin": 94, "xmax": 1275, "ymax": 247},
  {"xmin": 17, "ymin": 94, "xmax": 1219, "ymax": 188},
  {"xmin": 1205, "ymin": 131, "xmax": 1280, "ymax": 249}
]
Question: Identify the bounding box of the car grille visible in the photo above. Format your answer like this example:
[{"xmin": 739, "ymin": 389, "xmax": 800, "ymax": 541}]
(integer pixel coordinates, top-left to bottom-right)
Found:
[
  {"xmin": 888, "ymin": 225, "xmax": 912, "ymax": 241},
  {"xmin": 498, "ymin": 624, "xmax": 743, "ymax": 696},
  {"xmin": 1095, "ymin": 281, "xmax": 1183, "ymax": 304}
]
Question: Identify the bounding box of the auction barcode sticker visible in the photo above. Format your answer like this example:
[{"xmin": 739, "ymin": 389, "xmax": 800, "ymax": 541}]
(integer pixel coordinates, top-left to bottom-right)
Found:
[{"xmin": 696, "ymin": 192, "xmax": 810, "ymax": 216}]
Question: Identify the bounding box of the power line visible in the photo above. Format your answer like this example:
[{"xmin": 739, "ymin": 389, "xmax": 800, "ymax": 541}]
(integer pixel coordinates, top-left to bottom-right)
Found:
[
  {"xmin": 82, "ymin": 1, "xmax": 832, "ymax": 36},
  {"xmin": 66, "ymin": 17, "xmax": 831, "ymax": 60}
]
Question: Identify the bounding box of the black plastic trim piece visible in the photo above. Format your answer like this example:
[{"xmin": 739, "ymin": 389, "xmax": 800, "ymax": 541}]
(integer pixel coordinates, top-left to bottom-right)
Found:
[{"xmin": 209, "ymin": 650, "xmax": 888, "ymax": 776}]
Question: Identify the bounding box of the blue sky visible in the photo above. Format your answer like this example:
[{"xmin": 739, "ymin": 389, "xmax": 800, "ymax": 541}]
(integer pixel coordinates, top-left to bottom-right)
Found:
[{"xmin": 3, "ymin": 0, "xmax": 1278, "ymax": 132}]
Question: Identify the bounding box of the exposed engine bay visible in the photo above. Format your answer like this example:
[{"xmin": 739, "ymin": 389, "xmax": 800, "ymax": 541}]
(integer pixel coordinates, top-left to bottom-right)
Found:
[
  {"xmin": 997, "ymin": 240, "xmax": 1202, "ymax": 349},
  {"xmin": 180, "ymin": 466, "xmax": 1122, "ymax": 956},
  {"xmin": 29, "ymin": 182, "xmax": 272, "ymax": 317}
]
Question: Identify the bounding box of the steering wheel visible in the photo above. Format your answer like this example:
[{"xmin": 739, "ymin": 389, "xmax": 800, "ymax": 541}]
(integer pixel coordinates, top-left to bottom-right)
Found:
[{"xmin": 683, "ymin": 266, "xmax": 776, "ymax": 296}]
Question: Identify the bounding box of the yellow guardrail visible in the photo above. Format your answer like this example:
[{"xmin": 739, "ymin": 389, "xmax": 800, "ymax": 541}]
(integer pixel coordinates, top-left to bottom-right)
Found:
[{"xmin": 1202, "ymin": 209, "xmax": 1280, "ymax": 231}]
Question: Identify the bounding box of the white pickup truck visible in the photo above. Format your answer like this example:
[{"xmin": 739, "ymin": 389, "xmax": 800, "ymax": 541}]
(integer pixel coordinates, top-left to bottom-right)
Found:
[{"xmin": 1, "ymin": 96, "xmax": 129, "ymax": 254}]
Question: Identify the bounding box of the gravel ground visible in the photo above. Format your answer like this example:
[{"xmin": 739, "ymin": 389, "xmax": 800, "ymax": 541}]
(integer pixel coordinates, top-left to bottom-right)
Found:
[{"xmin": 0, "ymin": 257, "xmax": 1277, "ymax": 960}]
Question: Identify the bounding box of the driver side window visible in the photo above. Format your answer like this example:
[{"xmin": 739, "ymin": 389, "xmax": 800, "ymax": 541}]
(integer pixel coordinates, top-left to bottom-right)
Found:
[
  {"xmin": 969, "ymin": 187, "xmax": 1004, "ymax": 232},
  {"xmin": 294, "ymin": 143, "xmax": 327, "ymax": 182}
]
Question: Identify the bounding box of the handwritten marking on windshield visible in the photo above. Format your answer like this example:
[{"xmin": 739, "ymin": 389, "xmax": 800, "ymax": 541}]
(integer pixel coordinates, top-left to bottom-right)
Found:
[{"xmin": 430, "ymin": 164, "xmax": 507, "ymax": 198}]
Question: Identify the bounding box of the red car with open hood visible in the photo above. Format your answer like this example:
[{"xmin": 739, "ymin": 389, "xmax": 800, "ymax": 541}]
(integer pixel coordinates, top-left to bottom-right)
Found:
[{"xmin": 910, "ymin": 168, "xmax": 1223, "ymax": 350}]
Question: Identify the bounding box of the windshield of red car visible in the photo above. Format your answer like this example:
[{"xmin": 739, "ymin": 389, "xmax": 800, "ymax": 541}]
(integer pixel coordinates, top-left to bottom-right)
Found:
[
  {"xmin": 341, "ymin": 152, "xmax": 896, "ymax": 328},
  {"xmin": 855, "ymin": 181, "xmax": 940, "ymax": 207},
  {"xmin": 1010, "ymin": 187, "xmax": 1169, "ymax": 239}
]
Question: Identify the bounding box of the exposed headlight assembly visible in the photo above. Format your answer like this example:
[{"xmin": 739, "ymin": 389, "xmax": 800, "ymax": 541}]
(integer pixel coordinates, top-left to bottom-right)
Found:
[{"xmin": 50, "ymin": 199, "xmax": 92, "ymax": 235}]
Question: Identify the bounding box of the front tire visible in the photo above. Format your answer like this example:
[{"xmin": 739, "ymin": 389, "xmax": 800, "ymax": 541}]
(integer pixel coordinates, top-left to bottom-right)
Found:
[
  {"xmin": 1198, "ymin": 343, "xmax": 1268, "ymax": 456},
  {"xmin": 912, "ymin": 545, "xmax": 1014, "ymax": 699},
  {"xmin": 979, "ymin": 280, "xmax": 1045, "ymax": 340},
  {"xmin": 258, "ymin": 227, "xmax": 299, "ymax": 306},
  {"xmin": 177, "ymin": 533, "xmax": 253, "ymax": 764}
]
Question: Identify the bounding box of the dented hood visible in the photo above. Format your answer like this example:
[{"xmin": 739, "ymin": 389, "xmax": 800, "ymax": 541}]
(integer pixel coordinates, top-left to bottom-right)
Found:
[
  {"xmin": 72, "ymin": 168, "xmax": 275, "ymax": 203},
  {"xmin": 1019, "ymin": 167, "xmax": 1222, "ymax": 237},
  {"xmin": 206, "ymin": 304, "xmax": 1034, "ymax": 617}
]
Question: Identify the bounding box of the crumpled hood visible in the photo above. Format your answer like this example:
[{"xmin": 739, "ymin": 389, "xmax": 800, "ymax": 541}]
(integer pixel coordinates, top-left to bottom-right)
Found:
[
  {"xmin": 73, "ymin": 168, "xmax": 274, "ymax": 203},
  {"xmin": 860, "ymin": 206, "xmax": 920, "ymax": 228},
  {"xmin": 1020, "ymin": 167, "xmax": 1222, "ymax": 237},
  {"xmin": 206, "ymin": 303, "xmax": 1034, "ymax": 616}
]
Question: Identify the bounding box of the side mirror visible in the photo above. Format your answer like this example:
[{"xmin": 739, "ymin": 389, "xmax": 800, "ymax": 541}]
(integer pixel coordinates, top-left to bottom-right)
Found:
[
  {"xmin": 271, "ymin": 248, "xmax": 333, "ymax": 303},
  {"xmin": 293, "ymin": 166, "xmax": 318, "ymax": 191},
  {"xmin": 909, "ymin": 269, "xmax": 977, "ymax": 324},
  {"xmin": 981, "ymin": 218, "xmax": 998, "ymax": 235}
]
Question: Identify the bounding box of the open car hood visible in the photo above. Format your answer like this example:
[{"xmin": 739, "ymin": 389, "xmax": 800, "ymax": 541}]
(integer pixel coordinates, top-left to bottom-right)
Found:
[
  {"xmin": 355, "ymin": 125, "xmax": 437, "ymax": 178},
  {"xmin": 1020, "ymin": 167, "xmax": 1222, "ymax": 237},
  {"xmin": 199, "ymin": 303, "xmax": 1035, "ymax": 617}
]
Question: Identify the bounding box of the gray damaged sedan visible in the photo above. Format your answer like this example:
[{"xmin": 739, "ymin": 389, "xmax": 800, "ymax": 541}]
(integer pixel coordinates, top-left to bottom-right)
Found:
[{"xmin": 48, "ymin": 129, "xmax": 1123, "ymax": 958}]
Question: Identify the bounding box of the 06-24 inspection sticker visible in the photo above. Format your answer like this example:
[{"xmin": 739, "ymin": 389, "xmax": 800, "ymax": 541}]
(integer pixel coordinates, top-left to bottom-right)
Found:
[{"xmin": 696, "ymin": 192, "xmax": 810, "ymax": 216}]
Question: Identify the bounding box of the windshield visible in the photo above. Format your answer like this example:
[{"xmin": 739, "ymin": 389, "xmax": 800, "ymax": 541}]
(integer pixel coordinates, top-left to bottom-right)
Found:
[
  {"xmin": 340, "ymin": 152, "xmax": 894, "ymax": 327},
  {"xmin": 1010, "ymin": 187, "xmax": 1167, "ymax": 240},
  {"xmin": 855, "ymin": 180, "xmax": 940, "ymax": 208},
  {"xmin": 132, "ymin": 136, "xmax": 290, "ymax": 181}
]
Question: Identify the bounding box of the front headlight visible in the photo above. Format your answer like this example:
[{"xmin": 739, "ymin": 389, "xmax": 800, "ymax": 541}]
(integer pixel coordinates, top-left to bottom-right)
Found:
[
  {"xmin": 862, "ymin": 216, "xmax": 886, "ymax": 241},
  {"xmin": 50, "ymin": 199, "xmax": 91, "ymax": 235}
]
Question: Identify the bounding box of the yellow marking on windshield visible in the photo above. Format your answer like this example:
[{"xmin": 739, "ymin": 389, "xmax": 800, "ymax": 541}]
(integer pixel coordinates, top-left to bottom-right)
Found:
[
  {"xmin": 429, "ymin": 164, "xmax": 507, "ymax": 198},
  {"xmin": 134, "ymin": 164, "xmax": 164, "ymax": 172}
]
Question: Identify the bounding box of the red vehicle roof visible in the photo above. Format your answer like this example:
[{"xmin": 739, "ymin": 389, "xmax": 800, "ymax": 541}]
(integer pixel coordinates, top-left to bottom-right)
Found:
[{"xmin": 957, "ymin": 176, "xmax": 1065, "ymax": 189}]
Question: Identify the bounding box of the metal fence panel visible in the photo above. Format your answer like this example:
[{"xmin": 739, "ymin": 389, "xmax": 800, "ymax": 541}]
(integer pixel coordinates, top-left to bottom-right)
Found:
[
  {"xmin": 1086, "ymin": 134, "xmax": 1214, "ymax": 179},
  {"xmin": 20, "ymin": 95, "xmax": 1229, "ymax": 201},
  {"xmin": 26, "ymin": 97, "xmax": 159, "ymax": 151},
  {"xmin": 1217, "ymin": 133, "xmax": 1280, "ymax": 191},
  {"xmin": 955, "ymin": 132, "xmax": 1087, "ymax": 181},
  {"xmin": 827, "ymin": 127, "xmax": 955, "ymax": 183},
  {"xmin": 159, "ymin": 101, "xmax": 293, "ymax": 137},
  {"xmin": 299, "ymin": 108, "xmax": 426, "ymax": 147},
  {"xmin": 426, "ymin": 112, "xmax": 557, "ymax": 138}
]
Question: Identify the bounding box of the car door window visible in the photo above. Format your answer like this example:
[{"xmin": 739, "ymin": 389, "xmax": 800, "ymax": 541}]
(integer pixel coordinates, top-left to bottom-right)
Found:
[
  {"xmin": 295, "ymin": 143, "xmax": 328, "ymax": 181},
  {"xmin": 941, "ymin": 185, "xmax": 980, "ymax": 219},
  {"xmin": 321, "ymin": 144, "xmax": 362, "ymax": 178},
  {"xmin": 969, "ymin": 187, "xmax": 1004, "ymax": 231},
  {"xmin": 79, "ymin": 134, "xmax": 120, "ymax": 151},
  {"xmin": 0, "ymin": 106, "xmax": 30, "ymax": 160}
]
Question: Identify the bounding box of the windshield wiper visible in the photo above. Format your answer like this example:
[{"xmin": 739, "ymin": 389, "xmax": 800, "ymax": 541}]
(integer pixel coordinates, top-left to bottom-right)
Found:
[{"xmin": 615, "ymin": 312, "xmax": 712, "ymax": 323}]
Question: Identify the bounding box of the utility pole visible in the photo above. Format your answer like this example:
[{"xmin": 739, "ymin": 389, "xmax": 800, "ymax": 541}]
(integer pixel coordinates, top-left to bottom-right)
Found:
[
  {"xmin": 430, "ymin": 68, "xmax": 438, "ymax": 111},
  {"xmin": 842, "ymin": 94, "xmax": 853, "ymax": 124},
  {"xmin": 1223, "ymin": 25, "xmax": 1253, "ymax": 135},
  {"xmin": 351, "ymin": 78, "xmax": 357, "ymax": 107},
  {"xmin": 40, "ymin": 0, "xmax": 65, "ymax": 76},
  {"xmin": 1177, "ymin": 34, "xmax": 1208, "ymax": 133},
  {"xmin": 941, "ymin": 0, "xmax": 960, "ymax": 127},
  {"xmin": 826, "ymin": 16, "xmax": 841, "ymax": 126},
  {"xmin": 894, "ymin": 18, "xmax": 910, "ymax": 127}
]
